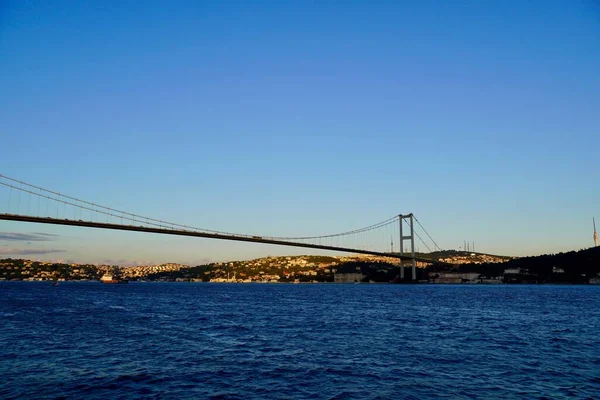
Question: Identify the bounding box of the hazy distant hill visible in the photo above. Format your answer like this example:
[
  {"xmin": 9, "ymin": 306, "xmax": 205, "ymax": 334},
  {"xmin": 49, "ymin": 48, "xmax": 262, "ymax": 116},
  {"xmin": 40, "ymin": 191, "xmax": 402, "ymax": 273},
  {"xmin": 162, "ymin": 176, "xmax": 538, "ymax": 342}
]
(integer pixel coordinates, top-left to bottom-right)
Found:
[
  {"xmin": 414, "ymin": 249, "xmax": 512, "ymax": 261},
  {"xmin": 415, "ymin": 250, "xmax": 514, "ymax": 261}
]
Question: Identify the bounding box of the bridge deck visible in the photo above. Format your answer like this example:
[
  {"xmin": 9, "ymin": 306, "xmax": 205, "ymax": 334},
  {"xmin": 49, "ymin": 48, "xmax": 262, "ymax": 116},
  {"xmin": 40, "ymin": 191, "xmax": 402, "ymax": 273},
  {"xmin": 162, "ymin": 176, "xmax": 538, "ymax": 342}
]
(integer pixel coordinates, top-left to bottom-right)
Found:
[{"xmin": 0, "ymin": 213, "xmax": 435, "ymax": 263}]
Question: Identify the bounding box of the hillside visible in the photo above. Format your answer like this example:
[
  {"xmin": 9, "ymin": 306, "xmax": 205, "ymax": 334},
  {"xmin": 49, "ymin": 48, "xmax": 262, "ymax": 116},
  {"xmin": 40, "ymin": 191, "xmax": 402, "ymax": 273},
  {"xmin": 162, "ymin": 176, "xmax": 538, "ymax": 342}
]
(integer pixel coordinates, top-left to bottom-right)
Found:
[
  {"xmin": 416, "ymin": 249, "xmax": 512, "ymax": 262},
  {"xmin": 2, "ymin": 247, "xmax": 597, "ymax": 284},
  {"xmin": 0, "ymin": 254, "xmax": 399, "ymax": 283},
  {"xmin": 452, "ymin": 246, "xmax": 600, "ymax": 283}
]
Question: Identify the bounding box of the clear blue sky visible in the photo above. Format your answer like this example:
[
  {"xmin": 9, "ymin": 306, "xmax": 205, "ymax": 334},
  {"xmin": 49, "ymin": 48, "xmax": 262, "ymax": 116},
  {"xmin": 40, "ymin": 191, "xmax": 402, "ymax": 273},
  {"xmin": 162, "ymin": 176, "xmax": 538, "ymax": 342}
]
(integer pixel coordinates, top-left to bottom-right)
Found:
[{"xmin": 1, "ymin": 0, "xmax": 599, "ymax": 265}]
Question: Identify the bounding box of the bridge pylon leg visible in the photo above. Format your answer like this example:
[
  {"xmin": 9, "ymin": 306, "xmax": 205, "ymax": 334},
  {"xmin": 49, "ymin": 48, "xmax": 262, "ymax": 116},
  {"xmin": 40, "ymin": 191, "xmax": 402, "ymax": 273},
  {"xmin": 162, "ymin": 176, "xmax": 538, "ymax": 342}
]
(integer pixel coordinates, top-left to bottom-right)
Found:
[{"xmin": 399, "ymin": 213, "xmax": 416, "ymax": 281}]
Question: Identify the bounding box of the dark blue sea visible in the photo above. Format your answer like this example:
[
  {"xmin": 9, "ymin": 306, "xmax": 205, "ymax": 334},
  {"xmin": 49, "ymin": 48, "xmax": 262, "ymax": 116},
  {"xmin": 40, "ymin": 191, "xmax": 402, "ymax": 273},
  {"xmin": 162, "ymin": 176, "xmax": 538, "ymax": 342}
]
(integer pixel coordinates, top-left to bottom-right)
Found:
[{"xmin": 1, "ymin": 283, "xmax": 599, "ymax": 399}]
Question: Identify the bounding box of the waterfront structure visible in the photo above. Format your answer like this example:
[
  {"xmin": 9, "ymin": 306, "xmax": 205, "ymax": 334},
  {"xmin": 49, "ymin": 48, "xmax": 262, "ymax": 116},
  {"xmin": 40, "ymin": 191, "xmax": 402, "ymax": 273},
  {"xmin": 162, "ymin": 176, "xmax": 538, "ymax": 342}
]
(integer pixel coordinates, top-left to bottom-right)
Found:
[
  {"xmin": 100, "ymin": 273, "xmax": 127, "ymax": 284},
  {"xmin": 429, "ymin": 272, "xmax": 480, "ymax": 284},
  {"xmin": 334, "ymin": 273, "xmax": 365, "ymax": 283}
]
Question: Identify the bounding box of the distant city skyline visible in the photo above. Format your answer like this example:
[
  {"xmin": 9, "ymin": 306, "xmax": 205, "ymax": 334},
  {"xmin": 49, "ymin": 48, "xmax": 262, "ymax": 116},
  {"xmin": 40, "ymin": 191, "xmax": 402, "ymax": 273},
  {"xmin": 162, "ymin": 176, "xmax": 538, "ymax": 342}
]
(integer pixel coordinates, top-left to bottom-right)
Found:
[{"xmin": 1, "ymin": 0, "xmax": 599, "ymax": 265}]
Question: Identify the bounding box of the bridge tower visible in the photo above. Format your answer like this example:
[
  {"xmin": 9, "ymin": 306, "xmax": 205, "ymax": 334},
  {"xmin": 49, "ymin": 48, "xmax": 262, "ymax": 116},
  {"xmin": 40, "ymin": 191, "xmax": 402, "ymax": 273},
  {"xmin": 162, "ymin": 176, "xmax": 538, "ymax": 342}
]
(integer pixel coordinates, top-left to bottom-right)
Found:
[{"xmin": 399, "ymin": 213, "xmax": 416, "ymax": 280}]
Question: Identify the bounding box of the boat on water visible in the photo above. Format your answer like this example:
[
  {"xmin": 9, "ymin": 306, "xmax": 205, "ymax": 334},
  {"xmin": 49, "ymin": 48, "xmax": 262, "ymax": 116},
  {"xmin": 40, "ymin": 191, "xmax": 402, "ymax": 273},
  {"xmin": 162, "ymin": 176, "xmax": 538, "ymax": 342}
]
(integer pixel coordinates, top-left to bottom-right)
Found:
[{"xmin": 100, "ymin": 273, "xmax": 128, "ymax": 284}]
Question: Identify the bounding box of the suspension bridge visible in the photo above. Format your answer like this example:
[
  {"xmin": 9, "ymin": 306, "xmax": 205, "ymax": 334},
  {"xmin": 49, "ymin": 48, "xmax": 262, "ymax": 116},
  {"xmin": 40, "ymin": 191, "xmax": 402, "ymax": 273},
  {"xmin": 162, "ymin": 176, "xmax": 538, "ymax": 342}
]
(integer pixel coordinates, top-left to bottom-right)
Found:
[{"xmin": 0, "ymin": 174, "xmax": 443, "ymax": 280}]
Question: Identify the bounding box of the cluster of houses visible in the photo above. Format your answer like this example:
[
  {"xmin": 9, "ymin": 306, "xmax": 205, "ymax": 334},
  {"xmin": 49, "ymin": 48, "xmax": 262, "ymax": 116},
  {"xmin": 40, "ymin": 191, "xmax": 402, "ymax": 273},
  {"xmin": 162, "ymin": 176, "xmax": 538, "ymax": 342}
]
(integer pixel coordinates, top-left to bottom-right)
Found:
[
  {"xmin": 122, "ymin": 263, "xmax": 189, "ymax": 279},
  {"xmin": 438, "ymin": 253, "xmax": 510, "ymax": 265},
  {"xmin": 0, "ymin": 260, "xmax": 99, "ymax": 281}
]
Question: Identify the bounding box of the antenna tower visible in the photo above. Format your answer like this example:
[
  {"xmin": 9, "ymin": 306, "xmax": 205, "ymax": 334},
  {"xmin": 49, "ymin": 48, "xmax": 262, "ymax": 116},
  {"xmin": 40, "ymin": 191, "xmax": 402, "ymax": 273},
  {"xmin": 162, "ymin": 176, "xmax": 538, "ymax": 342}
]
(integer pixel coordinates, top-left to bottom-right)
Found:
[{"xmin": 594, "ymin": 218, "xmax": 598, "ymax": 247}]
